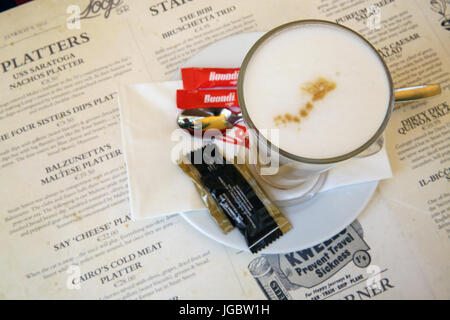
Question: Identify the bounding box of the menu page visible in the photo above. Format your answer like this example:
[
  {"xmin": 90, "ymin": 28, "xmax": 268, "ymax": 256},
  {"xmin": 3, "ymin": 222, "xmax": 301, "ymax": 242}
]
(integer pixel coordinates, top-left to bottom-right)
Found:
[
  {"xmin": 311, "ymin": 0, "xmax": 450, "ymax": 297},
  {"xmin": 215, "ymin": 0, "xmax": 450, "ymax": 300},
  {"xmin": 376, "ymin": 0, "xmax": 450, "ymax": 297},
  {"xmin": 0, "ymin": 0, "xmax": 449, "ymax": 300},
  {"xmin": 0, "ymin": 0, "xmax": 306, "ymax": 299}
]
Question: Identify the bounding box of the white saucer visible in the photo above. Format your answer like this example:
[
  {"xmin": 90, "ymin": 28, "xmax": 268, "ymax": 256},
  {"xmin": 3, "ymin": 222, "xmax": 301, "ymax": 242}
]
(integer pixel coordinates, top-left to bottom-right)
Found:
[{"xmin": 176, "ymin": 32, "xmax": 378, "ymax": 254}]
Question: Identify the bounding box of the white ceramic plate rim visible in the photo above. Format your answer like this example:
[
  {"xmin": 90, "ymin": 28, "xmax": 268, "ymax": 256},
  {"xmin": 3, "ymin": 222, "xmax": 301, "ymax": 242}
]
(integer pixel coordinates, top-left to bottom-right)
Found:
[{"xmin": 176, "ymin": 32, "xmax": 378, "ymax": 254}]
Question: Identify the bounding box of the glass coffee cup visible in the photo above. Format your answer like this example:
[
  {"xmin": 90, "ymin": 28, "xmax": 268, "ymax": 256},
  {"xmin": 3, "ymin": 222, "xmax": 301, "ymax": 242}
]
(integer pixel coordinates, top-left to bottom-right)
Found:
[{"xmin": 237, "ymin": 20, "xmax": 440, "ymax": 201}]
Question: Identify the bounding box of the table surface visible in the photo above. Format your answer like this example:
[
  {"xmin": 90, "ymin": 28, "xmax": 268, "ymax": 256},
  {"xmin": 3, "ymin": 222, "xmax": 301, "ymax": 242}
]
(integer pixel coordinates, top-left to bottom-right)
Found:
[{"xmin": 0, "ymin": 0, "xmax": 448, "ymax": 300}]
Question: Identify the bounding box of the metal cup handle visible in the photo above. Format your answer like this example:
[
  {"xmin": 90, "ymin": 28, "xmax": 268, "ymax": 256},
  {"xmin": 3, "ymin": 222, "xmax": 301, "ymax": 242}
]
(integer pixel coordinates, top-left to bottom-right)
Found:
[{"xmin": 394, "ymin": 84, "xmax": 441, "ymax": 103}]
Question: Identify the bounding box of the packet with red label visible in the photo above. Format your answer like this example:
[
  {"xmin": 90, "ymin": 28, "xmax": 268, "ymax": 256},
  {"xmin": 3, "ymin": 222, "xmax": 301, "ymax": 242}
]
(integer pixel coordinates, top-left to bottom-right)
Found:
[
  {"xmin": 181, "ymin": 67, "xmax": 240, "ymax": 89},
  {"xmin": 177, "ymin": 89, "xmax": 239, "ymax": 110}
]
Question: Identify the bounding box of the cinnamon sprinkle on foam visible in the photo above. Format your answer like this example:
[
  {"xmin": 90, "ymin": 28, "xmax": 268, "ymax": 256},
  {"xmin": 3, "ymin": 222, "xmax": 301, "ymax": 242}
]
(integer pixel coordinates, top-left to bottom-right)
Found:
[
  {"xmin": 273, "ymin": 77, "xmax": 336, "ymax": 128},
  {"xmin": 301, "ymin": 77, "xmax": 336, "ymax": 101}
]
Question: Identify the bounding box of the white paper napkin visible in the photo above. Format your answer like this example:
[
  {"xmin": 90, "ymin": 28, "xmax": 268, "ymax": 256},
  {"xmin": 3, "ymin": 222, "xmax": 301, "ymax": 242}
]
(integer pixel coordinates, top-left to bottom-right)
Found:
[{"xmin": 118, "ymin": 81, "xmax": 392, "ymax": 220}]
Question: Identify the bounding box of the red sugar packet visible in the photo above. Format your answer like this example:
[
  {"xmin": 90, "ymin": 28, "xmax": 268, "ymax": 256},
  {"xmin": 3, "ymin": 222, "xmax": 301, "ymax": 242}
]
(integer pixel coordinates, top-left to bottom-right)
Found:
[
  {"xmin": 181, "ymin": 67, "xmax": 240, "ymax": 89},
  {"xmin": 177, "ymin": 89, "xmax": 239, "ymax": 110}
]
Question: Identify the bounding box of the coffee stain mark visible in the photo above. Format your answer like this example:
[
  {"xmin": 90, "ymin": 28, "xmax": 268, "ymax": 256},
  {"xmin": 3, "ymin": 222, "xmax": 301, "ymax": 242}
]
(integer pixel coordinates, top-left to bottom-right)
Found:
[
  {"xmin": 73, "ymin": 213, "xmax": 82, "ymax": 222},
  {"xmin": 301, "ymin": 77, "xmax": 336, "ymax": 101},
  {"xmin": 306, "ymin": 102, "xmax": 314, "ymax": 111}
]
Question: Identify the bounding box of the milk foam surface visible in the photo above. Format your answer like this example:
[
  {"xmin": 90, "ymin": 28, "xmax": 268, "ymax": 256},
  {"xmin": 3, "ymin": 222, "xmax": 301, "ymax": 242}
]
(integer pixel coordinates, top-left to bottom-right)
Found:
[{"xmin": 242, "ymin": 23, "xmax": 391, "ymax": 159}]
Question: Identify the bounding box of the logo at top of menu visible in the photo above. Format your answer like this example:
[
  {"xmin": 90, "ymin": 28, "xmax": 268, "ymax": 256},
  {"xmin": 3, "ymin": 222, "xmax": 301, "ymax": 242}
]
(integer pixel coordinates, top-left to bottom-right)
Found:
[
  {"xmin": 80, "ymin": 0, "xmax": 127, "ymax": 19},
  {"xmin": 67, "ymin": 0, "xmax": 129, "ymax": 29}
]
